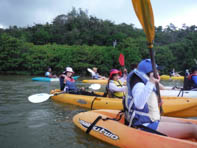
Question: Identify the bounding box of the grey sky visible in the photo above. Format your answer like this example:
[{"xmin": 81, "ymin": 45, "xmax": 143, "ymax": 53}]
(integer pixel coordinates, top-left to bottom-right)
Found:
[{"xmin": 0, "ymin": 0, "xmax": 197, "ymax": 29}]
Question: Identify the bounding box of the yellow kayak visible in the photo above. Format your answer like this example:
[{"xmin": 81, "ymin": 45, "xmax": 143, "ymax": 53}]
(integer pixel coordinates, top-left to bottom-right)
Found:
[
  {"xmin": 50, "ymin": 89, "xmax": 197, "ymax": 118},
  {"xmin": 82, "ymin": 79, "xmax": 108, "ymax": 84},
  {"xmin": 160, "ymin": 75, "xmax": 184, "ymax": 80},
  {"xmin": 83, "ymin": 75, "xmax": 184, "ymax": 84}
]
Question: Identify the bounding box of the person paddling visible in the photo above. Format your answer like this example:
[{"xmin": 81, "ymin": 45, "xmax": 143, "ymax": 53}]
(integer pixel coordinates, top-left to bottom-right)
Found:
[
  {"xmin": 60, "ymin": 67, "xmax": 102, "ymax": 96},
  {"xmin": 59, "ymin": 67, "xmax": 77, "ymax": 92},
  {"xmin": 91, "ymin": 67, "xmax": 106, "ymax": 80},
  {"xmin": 124, "ymin": 59, "xmax": 197, "ymax": 139},
  {"xmin": 45, "ymin": 67, "xmax": 57, "ymax": 78},
  {"xmin": 187, "ymin": 66, "xmax": 197, "ymax": 91},
  {"xmin": 106, "ymin": 69, "xmax": 127, "ymax": 98}
]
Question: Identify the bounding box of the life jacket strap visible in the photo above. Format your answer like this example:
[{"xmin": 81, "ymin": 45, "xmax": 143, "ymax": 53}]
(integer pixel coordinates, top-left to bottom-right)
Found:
[{"xmin": 136, "ymin": 125, "xmax": 167, "ymax": 136}]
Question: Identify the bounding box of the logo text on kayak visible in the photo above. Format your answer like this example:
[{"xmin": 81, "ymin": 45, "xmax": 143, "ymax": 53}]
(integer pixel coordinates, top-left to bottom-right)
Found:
[{"xmin": 79, "ymin": 119, "xmax": 119, "ymax": 140}]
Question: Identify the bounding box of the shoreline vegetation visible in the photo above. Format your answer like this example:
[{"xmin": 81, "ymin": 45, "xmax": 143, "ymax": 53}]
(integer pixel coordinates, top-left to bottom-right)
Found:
[{"xmin": 0, "ymin": 8, "xmax": 197, "ymax": 76}]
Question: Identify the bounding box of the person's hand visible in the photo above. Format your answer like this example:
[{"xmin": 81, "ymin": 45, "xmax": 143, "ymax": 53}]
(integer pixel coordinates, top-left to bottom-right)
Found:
[
  {"xmin": 124, "ymin": 68, "xmax": 127, "ymax": 74},
  {"xmin": 80, "ymin": 87, "xmax": 85, "ymax": 91},
  {"xmin": 158, "ymin": 99, "xmax": 163, "ymax": 107},
  {"xmin": 171, "ymin": 86, "xmax": 181, "ymax": 90},
  {"xmin": 149, "ymin": 72, "xmax": 160, "ymax": 84}
]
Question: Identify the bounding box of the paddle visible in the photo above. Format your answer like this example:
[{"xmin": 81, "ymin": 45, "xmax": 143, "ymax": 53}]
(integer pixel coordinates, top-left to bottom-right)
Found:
[
  {"xmin": 131, "ymin": 0, "xmax": 163, "ymax": 113},
  {"xmin": 119, "ymin": 53, "xmax": 125, "ymax": 67},
  {"xmin": 194, "ymin": 59, "xmax": 197, "ymax": 65},
  {"xmin": 87, "ymin": 68, "xmax": 95, "ymax": 75},
  {"xmin": 119, "ymin": 53, "xmax": 126, "ymax": 75},
  {"xmin": 28, "ymin": 84, "xmax": 101, "ymax": 103}
]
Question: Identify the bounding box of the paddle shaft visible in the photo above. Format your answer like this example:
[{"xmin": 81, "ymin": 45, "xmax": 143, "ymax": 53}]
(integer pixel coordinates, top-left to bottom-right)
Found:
[{"xmin": 149, "ymin": 47, "xmax": 163, "ymax": 114}]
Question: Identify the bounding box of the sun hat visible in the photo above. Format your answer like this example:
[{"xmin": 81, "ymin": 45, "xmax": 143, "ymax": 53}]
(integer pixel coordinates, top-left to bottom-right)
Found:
[
  {"xmin": 137, "ymin": 59, "xmax": 158, "ymax": 74},
  {"xmin": 63, "ymin": 67, "xmax": 74, "ymax": 74},
  {"xmin": 109, "ymin": 69, "xmax": 122, "ymax": 79}
]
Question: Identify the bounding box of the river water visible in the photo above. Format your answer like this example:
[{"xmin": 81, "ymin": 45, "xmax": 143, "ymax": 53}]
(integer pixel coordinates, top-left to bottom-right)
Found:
[{"xmin": 0, "ymin": 75, "xmax": 187, "ymax": 148}]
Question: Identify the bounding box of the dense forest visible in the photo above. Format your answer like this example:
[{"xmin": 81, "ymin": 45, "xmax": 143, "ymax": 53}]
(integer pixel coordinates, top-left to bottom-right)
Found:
[{"xmin": 0, "ymin": 8, "xmax": 197, "ymax": 76}]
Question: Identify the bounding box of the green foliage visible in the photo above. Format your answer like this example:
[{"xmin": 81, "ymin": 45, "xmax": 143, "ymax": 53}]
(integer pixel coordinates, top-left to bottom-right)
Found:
[
  {"xmin": 0, "ymin": 8, "xmax": 197, "ymax": 75},
  {"xmin": 0, "ymin": 33, "xmax": 24, "ymax": 71}
]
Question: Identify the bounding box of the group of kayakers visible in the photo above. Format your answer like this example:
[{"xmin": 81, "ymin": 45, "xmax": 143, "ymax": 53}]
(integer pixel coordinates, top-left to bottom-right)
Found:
[{"xmin": 45, "ymin": 59, "xmax": 197, "ymax": 139}]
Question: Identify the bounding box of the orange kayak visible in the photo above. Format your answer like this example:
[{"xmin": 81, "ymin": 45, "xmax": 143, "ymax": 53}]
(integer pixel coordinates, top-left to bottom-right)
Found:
[{"xmin": 73, "ymin": 109, "xmax": 197, "ymax": 148}]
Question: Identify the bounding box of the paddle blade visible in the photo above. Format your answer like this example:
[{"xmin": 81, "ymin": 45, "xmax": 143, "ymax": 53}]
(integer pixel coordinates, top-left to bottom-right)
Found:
[
  {"xmin": 119, "ymin": 53, "xmax": 125, "ymax": 66},
  {"xmin": 89, "ymin": 84, "xmax": 101, "ymax": 90},
  {"xmin": 131, "ymin": 0, "xmax": 155, "ymax": 48},
  {"xmin": 87, "ymin": 68, "xmax": 95, "ymax": 75},
  {"xmin": 28, "ymin": 93, "xmax": 53, "ymax": 103}
]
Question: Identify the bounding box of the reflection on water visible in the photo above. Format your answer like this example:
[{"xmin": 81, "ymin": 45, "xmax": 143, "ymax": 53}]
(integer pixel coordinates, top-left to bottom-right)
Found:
[{"xmin": 0, "ymin": 75, "xmax": 115, "ymax": 148}]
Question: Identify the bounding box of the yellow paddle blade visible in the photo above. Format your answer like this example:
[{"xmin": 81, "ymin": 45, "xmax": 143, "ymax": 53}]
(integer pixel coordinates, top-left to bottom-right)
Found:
[{"xmin": 131, "ymin": 0, "xmax": 155, "ymax": 48}]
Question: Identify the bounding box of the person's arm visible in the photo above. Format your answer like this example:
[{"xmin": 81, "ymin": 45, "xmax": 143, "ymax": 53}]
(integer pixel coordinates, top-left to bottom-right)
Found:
[
  {"xmin": 109, "ymin": 82, "xmax": 126, "ymax": 92},
  {"xmin": 119, "ymin": 77, "xmax": 126, "ymax": 85},
  {"xmin": 48, "ymin": 73, "xmax": 53, "ymax": 78},
  {"xmin": 132, "ymin": 82, "xmax": 155, "ymax": 109},
  {"xmin": 159, "ymin": 83, "xmax": 172, "ymax": 90},
  {"xmin": 132, "ymin": 72, "xmax": 160, "ymax": 109},
  {"xmin": 63, "ymin": 76, "xmax": 68, "ymax": 84}
]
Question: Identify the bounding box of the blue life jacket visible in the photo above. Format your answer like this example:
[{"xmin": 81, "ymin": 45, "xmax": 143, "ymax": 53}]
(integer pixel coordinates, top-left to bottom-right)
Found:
[
  {"xmin": 124, "ymin": 69, "xmax": 157, "ymax": 127},
  {"xmin": 64, "ymin": 80, "xmax": 78, "ymax": 93},
  {"xmin": 192, "ymin": 75, "xmax": 197, "ymax": 88},
  {"xmin": 92, "ymin": 73, "xmax": 100, "ymax": 79}
]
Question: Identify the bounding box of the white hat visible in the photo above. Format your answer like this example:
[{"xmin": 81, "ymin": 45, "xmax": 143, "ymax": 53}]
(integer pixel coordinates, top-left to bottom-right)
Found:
[{"xmin": 65, "ymin": 67, "xmax": 74, "ymax": 73}]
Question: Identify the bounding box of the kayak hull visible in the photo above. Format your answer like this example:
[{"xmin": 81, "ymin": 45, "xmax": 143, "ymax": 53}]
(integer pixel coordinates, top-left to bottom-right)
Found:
[
  {"xmin": 32, "ymin": 76, "xmax": 79, "ymax": 82},
  {"xmin": 82, "ymin": 75, "xmax": 184, "ymax": 83},
  {"xmin": 82, "ymin": 79, "xmax": 107, "ymax": 84},
  {"xmin": 83, "ymin": 75, "xmax": 184, "ymax": 84},
  {"xmin": 32, "ymin": 77, "xmax": 59, "ymax": 82},
  {"xmin": 73, "ymin": 109, "xmax": 197, "ymax": 148},
  {"xmin": 160, "ymin": 75, "xmax": 184, "ymax": 81},
  {"xmin": 51, "ymin": 90, "xmax": 197, "ymax": 117}
]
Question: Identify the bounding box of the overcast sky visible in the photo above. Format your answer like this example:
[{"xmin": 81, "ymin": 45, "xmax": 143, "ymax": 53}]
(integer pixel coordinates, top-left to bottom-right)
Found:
[{"xmin": 0, "ymin": 0, "xmax": 197, "ymax": 29}]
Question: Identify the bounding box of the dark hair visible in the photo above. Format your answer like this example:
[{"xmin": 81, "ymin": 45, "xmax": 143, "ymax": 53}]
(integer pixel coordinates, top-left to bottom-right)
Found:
[
  {"xmin": 192, "ymin": 66, "xmax": 197, "ymax": 73},
  {"xmin": 129, "ymin": 74, "xmax": 143, "ymax": 90},
  {"xmin": 130, "ymin": 64, "xmax": 138, "ymax": 70}
]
